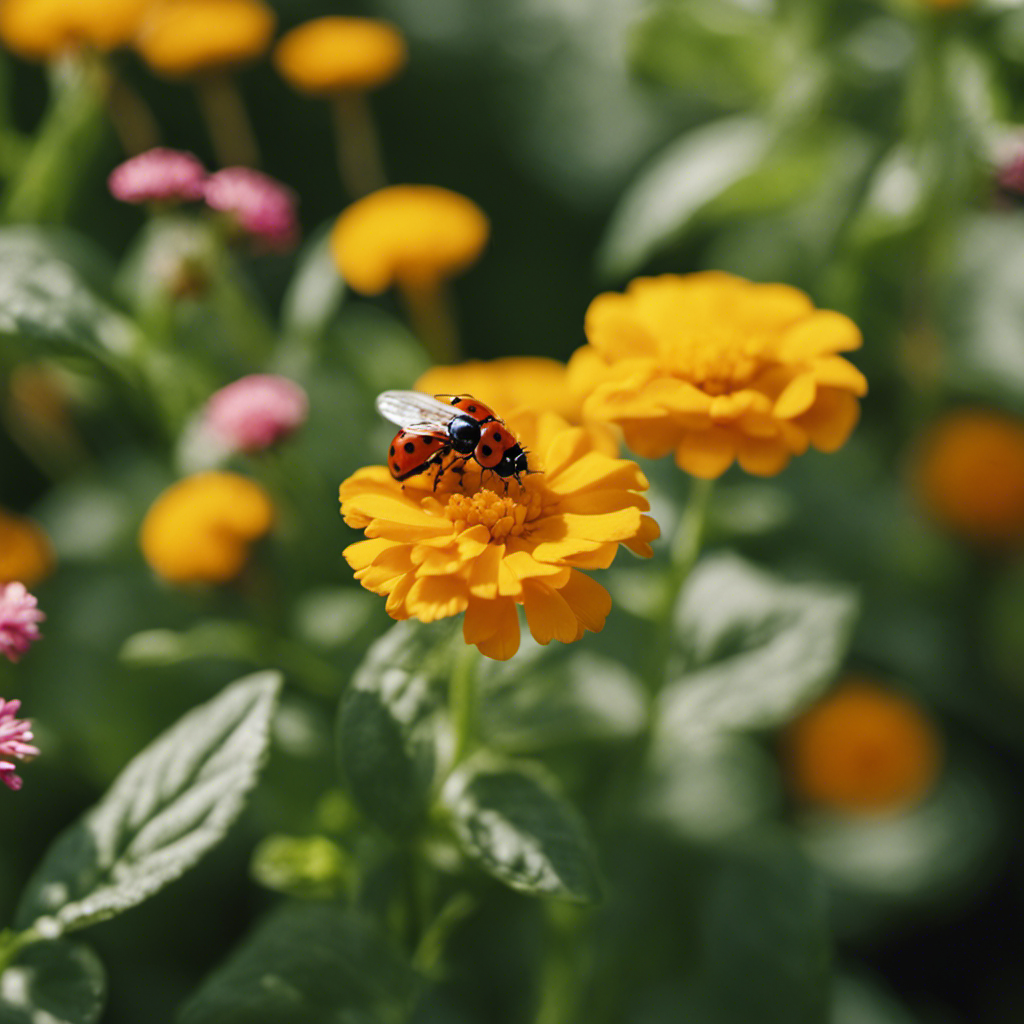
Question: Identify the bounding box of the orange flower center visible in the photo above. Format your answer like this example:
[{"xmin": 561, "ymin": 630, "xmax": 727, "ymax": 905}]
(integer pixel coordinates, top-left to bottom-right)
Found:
[
  {"xmin": 668, "ymin": 329, "xmax": 767, "ymax": 396},
  {"xmin": 437, "ymin": 477, "xmax": 547, "ymax": 543}
]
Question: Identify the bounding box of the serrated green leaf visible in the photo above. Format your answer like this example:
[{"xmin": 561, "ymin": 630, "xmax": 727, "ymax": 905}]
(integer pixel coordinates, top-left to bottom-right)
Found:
[
  {"xmin": 0, "ymin": 941, "xmax": 105, "ymax": 1024},
  {"xmin": 442, "ymin": 758, "xmax": 602, "ymax": 902},
  {"xmin": 16, "ymin": 672, "xmax": 282, "ymax": 935},
  {"xmin": 337, "ymin": 621, "xmax": 446, "ymax": 835},
  {"xmin": 704, "ymin": 842, "xmax": 831, "ymax": 1024},
  {"xmin": 598, "ymin": 116, "xmax": 774, "ymax": 277},
  {"xmin": 176, "ymin": 902, "xmax": 417, "ymax": 1024},
  {"xmin": 656, "ymin": 552, "xmax": 857, "ymax": 746}
]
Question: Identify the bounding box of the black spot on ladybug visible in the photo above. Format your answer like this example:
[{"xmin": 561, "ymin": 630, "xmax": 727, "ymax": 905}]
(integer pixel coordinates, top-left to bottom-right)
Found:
[
  {"xmin": 392, "ymin": 462, "xmax": 400, "ymax": 471},
  {"xmin": 404, "ymin": 441, "xmax": 416, "ymax": 453},
  {"xmin": 389, "ymin": 445, "xmax": 396, "ymax": 456},
  {"xmin": 493, "ymin": 432, "xmax": 502, "ymax": 442},
  {"xmin": 481, "ymin": 444, "xmax": 493, "ymax": 456},
  {"xmin": 468, "ymin": 405, "xmax": 477, "ymax": 412}
]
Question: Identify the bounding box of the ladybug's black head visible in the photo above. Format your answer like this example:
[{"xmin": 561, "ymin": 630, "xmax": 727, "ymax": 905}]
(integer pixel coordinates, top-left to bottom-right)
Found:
[
  {"xmin": 493, "ymin": 444, "xmax": 529, "ymax": 480},
  {"xmin": 447, "ymin": 414, "xmax": 481, "ymax": 455}
]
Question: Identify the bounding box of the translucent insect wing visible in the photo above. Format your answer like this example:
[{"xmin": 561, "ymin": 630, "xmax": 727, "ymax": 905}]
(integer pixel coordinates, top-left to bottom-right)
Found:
[{"xmin": 376, "ymin": 390, "xmax": 457, "ymax": 433}]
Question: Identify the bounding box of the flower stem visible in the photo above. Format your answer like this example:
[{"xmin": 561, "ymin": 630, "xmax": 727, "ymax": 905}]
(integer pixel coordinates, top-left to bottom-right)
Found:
[
  {"xmin": 449, "ymin": 643, "xmax": 480, "ymax": 766},
  {"xmin": 104, "ymin": 64, "xmax": 161, "ymax": 155},
  {"xmin": 0, "ymin": 927, "xmax": 39, "ymax": 973},
  {"xmin": 399, "ymin": 280, "xmax": 460, "ymax": 365},
  {"xmin": 331, "ymin": 92, "xmax": 387, "ymax": 198},
  {"xmin": 196, "ymin": 74, "xmax": 260, "ymax": 168}
]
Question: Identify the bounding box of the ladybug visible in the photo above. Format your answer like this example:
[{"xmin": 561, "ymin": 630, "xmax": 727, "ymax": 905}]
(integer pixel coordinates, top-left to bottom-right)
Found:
[{"xmin": 387, "ymin": 428, "xmax": 450, "ymax": 481}]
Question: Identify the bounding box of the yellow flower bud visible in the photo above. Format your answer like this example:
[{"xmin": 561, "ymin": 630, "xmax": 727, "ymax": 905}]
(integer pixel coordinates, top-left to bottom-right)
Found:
[
  {"xmin": 0, "ymin": 510, "xmax": 55, "ymax": 587},
  {"xmin": 140, "ymin": 472, "xmax": 273, "ymax": 584},
  {"xmin": 0, "ymin": 0, "xmax": 148, "ymax": 60},
  {"xmin": 273, "ymin": 17, "xmax": 407, "ymax": 97}
]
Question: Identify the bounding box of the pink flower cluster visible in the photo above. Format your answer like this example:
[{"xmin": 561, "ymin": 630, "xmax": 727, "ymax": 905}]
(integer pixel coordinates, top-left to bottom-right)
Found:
[
  {"xmin": 0, "ymin": 698, "xmax": 39, "ymax": 792},
  {"xmin": 0, "ymin": 582, "xmax": 44, "ymax": 664},
  {"xmin": 108, "ymin": 149, "xmax": 299, "ymax": 250},
  {"xmin": 204, "ymin": 374, "xmax": 309, "ymax": 453}
]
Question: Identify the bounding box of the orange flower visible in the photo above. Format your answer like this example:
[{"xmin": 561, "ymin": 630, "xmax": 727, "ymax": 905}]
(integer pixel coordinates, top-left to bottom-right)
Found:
[
  {"xmin": 0, "ymin": 510, "xmax": 54, "ymax": 587},
  {"xmin": 330, "ymin": 185, "xmax": 489, "ymax": 295},
  {"xmin": 135, "ymin": 0, "xmax": 275, "ymax": 77},
  {"xmin": 140, "ymin": 472, "xmax": 273, "ymax": 584},
  {"xmin": 0, "ymin": 0, "xmax": 148, "ymax": 59},
  {"xmin": 914, "ymin": 409, "xmax": 1024, "ymax": 547},
  {"xmin": 273, "ymin": 17, "xmax": 407, "ymax": 96},
  {"xmin": 340, "ymin": 409, "xmax": 658, "ymax": 660},
  {"xmin": 783, "ymin": 679, "xmax": 941, "ymax": 815},
  {"xmin": 569, "ymin": 273, "xmax": 867, "ymax": 478}
]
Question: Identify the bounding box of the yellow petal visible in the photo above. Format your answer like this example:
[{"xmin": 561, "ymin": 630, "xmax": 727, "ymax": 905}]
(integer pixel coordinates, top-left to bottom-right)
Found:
[
  {"xmin": 406, "ymin": 576, "xmax": 469, "ymax": 622},
  {"xmin": 468, "ymin": 543, "xmax": 505, "ymax": 599},
  {"xmin": 584, "ymin": 291, "xmax": 661, "ymax": 358},
  {"xmin": 798, "ymin": 388, "xmax": 861, "ymax": 453},
  {"xmin": 736, "ymin": 436, "xmax": 792, "ymax": 476},
  {"xmin": 503, "ymin": 545, "xmax": 571, "ymax": 582},
  {"xmin": 343, "ymin": 538, "xmax": 393, "ymax": 571},
  {"xmin": 779, "ymin": 310, "xmax": 862, "ymax": 359},
  {"xmin": 468, "ymin": 598, "xmax": 521, "ymax": 660},
  {"xmin": 522, "ymin": 580, "xmax": 580, "ymax": 644},
  {"xmin": 774, "ymin": 373, "xmax": 818, "ymax": 420},
  {"xmin": 812, "ymin": 355, "xmax": 868, "ymax": 396},
  {"xmin": 555, "ymin": 490, "xmax": 650, "ymax": 516},
  {"xmin": 674, "ymin": 427, "xmax": 736, "ymax": 479},
  {"xmin": 558, "ymin": 570, "xmax": 612, "ymax": 633},
  {"xmin": 384, "ymin": 573, "xmax": 416, "ymax": 618},
  {"xmin": 544, "ymin": 452, "xmax": 649, "ymax": 497}
]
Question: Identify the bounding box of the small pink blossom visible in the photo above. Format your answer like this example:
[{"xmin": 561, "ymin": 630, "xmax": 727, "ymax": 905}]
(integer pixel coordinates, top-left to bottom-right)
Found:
[
  {"xmin": 998, "ymin": 152, "xmax": 1024, "ymax": 197},
  {"xmin": 204, "ymin": 374, "xmax": 309, "ymax": 452},
  {"xmin": 0, "ymin": 583, "xmax": 44, "ymax": 664},
  {"xmin": 108, "ymin": 147, "xmax": 208, "ymax": 205},
  {"xmin": 204, "ymin": 168, "xmax": 299, "ymax": 250},
  {"xmin": 0, "ymin": 698, "xmax": 39, "ymax": 792}
]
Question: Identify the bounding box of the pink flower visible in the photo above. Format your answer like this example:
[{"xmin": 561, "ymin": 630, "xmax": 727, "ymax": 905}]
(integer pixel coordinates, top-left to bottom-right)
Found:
[
  {"xmin": 108, "ymin": 147, "xmax": 208, "ymax": 205},
  {"xmin": 204, "ymin": 374, "xmax": 309, "ymax": 452},
  {"xmin": 0, "ymin": 583, "xmax": 44, "ymax": 664},
  {"xmin": 0, "ymin": 698, "xmax": 39, "ymax": 792},
  {"xmin": 204, "ymin": 167, "xmax": 299, "ymax": 250}
]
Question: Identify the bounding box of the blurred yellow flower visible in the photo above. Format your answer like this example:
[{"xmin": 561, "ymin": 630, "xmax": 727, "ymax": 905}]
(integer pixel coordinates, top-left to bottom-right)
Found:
[
  {"xmin": 135, "ymin": 0, "xmax": 276, "ymax": 77},
  {"xmin": 140, "ymin": 471, "xmax": 273, "ymax": 584},
  {"xmin": 0, "ymin": 510, "xmax": 54, "ymax": 587},
  {"xmin": 0, "ymin": 0, "xmax": 148, "ymax": 59},
  {"xmin": 783, "ymin": 678, "xmax": 941, "ymax": 815},
  {"xmin": 330, "ymin": 185, "xmax": 489, "ymax": 296},
  {"xmin": 570, "ymin": 273, "xmax": 867, "ymax": 479},
  {"xmin": 914, "ymin": 409, "xmax": 1024, "ymax": 547},
  {"xmin": 340, "ymin": 409, "xmax": 658, "ymax": 660},
  {"xmin": 273, "ymin": 17, "xmax": 407, "ymax": 96}
]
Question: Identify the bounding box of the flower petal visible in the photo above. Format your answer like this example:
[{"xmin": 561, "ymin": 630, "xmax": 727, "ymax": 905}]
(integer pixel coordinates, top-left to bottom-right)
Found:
[
  {"xmin": 812, "ymin": 355, "xmax": 868, "ymax": 396},
  {"xmin": 774, "ymin": 373, "xmax": 818, "ymax": 420},
  {"xmin": 465, "ymin": 597, "xmax": 520, "ymax": 660},
  {"xmin": 674, "ymin": 427, "xmax": 736, "ymax": 479},
  {"xmin": 522, "ymin": 581, "xmax": 580, "ymax": 645},
  {"xmin": 406, "ymin": 576, "xmax": 469, "ymax": 622},
  {"xmin": 798, "ymin": 388, "xmax": 861, "ymax": 453},
  {"xmin": 736, "ymin": 436, "xmax": 792, "ymax": 476},
  {"xmin": 779, "ymin": 310, "xmax": 862, "ymax": 359},
  {"xmin": 557, "ymin": 570, "xmax": 612, "ymax": 633}
]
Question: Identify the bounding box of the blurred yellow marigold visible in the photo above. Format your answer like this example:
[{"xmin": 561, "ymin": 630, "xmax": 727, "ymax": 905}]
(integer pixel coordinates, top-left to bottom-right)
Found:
[
  {"xmin": 330, "ymin": 185, "xmax": 489, "ymax": 295},
  {"xmin": 140, "ymin": 471, "xmax": 273, "ymax": 584},
  {"xmin": 0, "ymin": 510, "xmax": 54, "ymax": 587},
  {"xmin": 135, "ymin": 0, "xmax": 276, "ymax": 77},
  {"xmin": 914, "ymin": 409, "xmax": 1024, "ymax": 547},
  {"xmin": 340, "ymin": 409, "xmax": 658, "ymax": 660},
  {"xmin": 0, "ymin": 0, "xmax": 148, "ymax": 59},
  {"xmin": 273, "ymin": 17, "xmax": 407, "ymax": 96},
  {"xmin": 569, "ymin": 273, "xmax": 867, "ymax": 479},
  {"xmin": 783, "ymin": 679, "xmax": 941, "ymax": 815}
]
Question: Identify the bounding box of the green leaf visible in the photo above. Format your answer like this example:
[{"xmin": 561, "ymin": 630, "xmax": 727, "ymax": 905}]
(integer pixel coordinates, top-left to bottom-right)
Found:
[
  {"xmin": 16, "ymin": 672, "xmax": 282, "ymax": 936},
  {"xmin": 0, "ymin": 235, "xmax": 137, "ymax": 362},
  {"xmin": 442, "ymin": 758, "xmax": 603, "ymax": 903},
  {"xmin": 337, "ymin": 621, "xmax": 446, "ymax": 835},
  {"xmin": 598, "ymin": 116, "xmax": 774, "ymax": 278},
  {"xmin": 703, "ymin": 842, "xmax": 831, "ymax": 1024},
  {"xmin": 0, "ymin": 941, "xmax": 105, "ymax": 1024},
  {"xmin": 176, "ymin": 902, "xmax": 417, "ymax": 1024},
  {"xmin": 119, "ymin": 621, "xmax": 264, "ymax": 668},
  {"xmin": 250, "ymin": 835, "xmax": 353, "ymax": 900},
  {"xmin": 656, "ymin": 552, "xmax": 857, "ymax": 746},
  {"xmin": 280, "ymin": 224, "xmax": 346, "ymax": 340}
]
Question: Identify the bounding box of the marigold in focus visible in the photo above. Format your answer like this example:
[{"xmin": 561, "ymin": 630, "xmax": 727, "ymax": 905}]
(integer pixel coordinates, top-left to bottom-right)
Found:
[
  {"xmin": 914, "ymin": 409, "xmax": 1024, "ymax": 547},
  {"xmin": 340, "ymin": 409, "xmax": 658, "ymax": 660},
  {"xmin": 783, "ymin": 678, "xmax": 941, "ymax": 815},
  {"xmin": 0, "ymin": 510, "xmax": 54, "ymax": 587},
  {"xmin": 569, "ymin": 273, "xmax": 867, "ymax": 479},
  {"xmin": 140, "ymin": 471, "xmax": 274, "ymax": 584},
  {"xmin": 0, "ymin": 0, "xmax": 147, "ymax": 59},
  {"xmin": 330, "ymin": 185, "xmax": 489, "ymax": 295},
  {"xmin": 273, "ymin": 17, "xmax": 407, "ymax": 96},
  {"xmin": 134, "ymin": 0, "xmax": 276, "ymax": 77}
]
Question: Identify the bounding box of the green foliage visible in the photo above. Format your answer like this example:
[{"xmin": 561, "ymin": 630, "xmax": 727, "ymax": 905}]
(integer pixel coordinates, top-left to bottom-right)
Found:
[
  {"xmin": 16, "ymin": 673, "xmax": 281, "ymax": 935},
  {"xmin": 0, "ymin": 941, "xmax": 105, "ymax": 1024},
  {"xmin": 442, "ymin": 757, "xmax": 603, "ymax": 903},
  {"xmin": 175, "ymin": 902, "xmax": 417, "ymax": 1024},
  {"xmin": 657, "ymin": 552, "xmax": 858, "ymax": 745},
  {"xmin": 250, "ymin": 835, "xmax": 353, "ymax": 900},
  {"xmin": 336, "ymin": 622, "xmax": 448, "ymax": 836}
]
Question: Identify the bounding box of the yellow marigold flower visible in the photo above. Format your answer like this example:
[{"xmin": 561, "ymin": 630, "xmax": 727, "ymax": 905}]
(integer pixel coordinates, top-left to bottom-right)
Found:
[
  {"xmin": 569, "ymin": 273, "xmax": 868, "ymax": 479},
  {"xmin": 0, "ymin": 510, "xmax": 54, "ymax": 587},
  {"xmin": 140, "ymin": 471, "xmax": 273, "ymax": 584},
  {"xmin": 330, "ymin": 185, "xmax": 489, "ymax": 295},
  {"xmin": 273, "ymin": 17, "xmax": 407, "ymax": 96},
  {"xmin": 914, "ymin": 409, "xmax": 1024, "ymax": 547},
  {"xmin": 340, "ymin": 409, "xmax": 659, "ymax": 660},
  {"xmin": 0, "ymin": 0, "xmax": 148, "ymax": 59},
  {"xmin": 135, "ymin": 0, "xmax": 276, "ymax": 77},
  {"xmin": 783, "ymin": 678, "xmax": 941, "ymax": 815}
]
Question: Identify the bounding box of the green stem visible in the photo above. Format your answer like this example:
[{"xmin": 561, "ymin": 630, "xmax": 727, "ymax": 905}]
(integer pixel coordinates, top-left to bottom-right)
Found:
[
  {"xmin": 449, "ymin": 644, "xmax": 480, "ymax": 766},
  {"xmin": 399, "ymin": 280, "xmax": 460, "ymax": 365},
  {"xmin": 533, "ymin": 904, "xmax": 589, "ymax": 1024},
  {"xmin": 332, "ymin": 92, "xmax": 387, "ymax": 198},
  {"xmin": 0, "ymin": 928, "xmax": 40, "ymax": 973}
]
